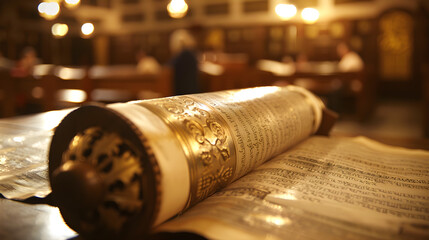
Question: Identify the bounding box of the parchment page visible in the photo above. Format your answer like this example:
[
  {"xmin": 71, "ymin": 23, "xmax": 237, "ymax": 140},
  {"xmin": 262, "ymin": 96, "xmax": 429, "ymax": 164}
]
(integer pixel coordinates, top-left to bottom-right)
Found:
[
  {"xmin": 0, "ymin": 130, "xmax": 53, "ymax": 199},
  {"xmin": 157, "ymin": 136, "xmax": 429, "ymax": 240},
  {"xmin": 0, "ymin": 109, "xmax": 72, "ymax": 199}
]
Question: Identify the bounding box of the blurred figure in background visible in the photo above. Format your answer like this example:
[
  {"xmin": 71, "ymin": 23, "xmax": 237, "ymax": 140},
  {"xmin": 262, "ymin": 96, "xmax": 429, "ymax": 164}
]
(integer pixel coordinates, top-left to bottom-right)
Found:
[
  {"xmin": 169, "ymin": 29, "xmax": 200, "ymax": 95},
  {"xmin": 294, "ymin": 53, "xmax": 310, "ymax": 72},
  {"xmin": 337, "ymin": 42, "xmax": 364, "ymax": 72},
  {"xmin": 11, "ymin": 46, "xmax": 41, "ymax": 77},
  {"xmin": 136, "ymin": 49, "xmax": 161, "ymax": 75},
  {"xmin": 10, "ymin": 47, "xmax": 43, "ymax": 114}
]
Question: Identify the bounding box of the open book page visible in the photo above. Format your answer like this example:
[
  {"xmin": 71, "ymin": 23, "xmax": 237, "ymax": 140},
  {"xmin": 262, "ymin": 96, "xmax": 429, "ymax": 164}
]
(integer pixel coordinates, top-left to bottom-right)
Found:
[
  {"xmin": 0, "ymin": 109, "xmax": 73, "ymax": 200},
  {"xmin": 0, "ymin": 130, "xmax": 53, "ymax": 199},
  {"xmin": 156, "ymin": 136, "xmax": 429, "ymax": 240}
]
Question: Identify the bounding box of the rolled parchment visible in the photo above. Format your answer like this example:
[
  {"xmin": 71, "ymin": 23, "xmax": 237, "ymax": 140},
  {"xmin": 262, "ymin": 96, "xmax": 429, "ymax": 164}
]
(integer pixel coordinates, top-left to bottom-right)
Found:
[{"xmin": 48, "ymin": 86, "xmax": 324, "ymax": 238}]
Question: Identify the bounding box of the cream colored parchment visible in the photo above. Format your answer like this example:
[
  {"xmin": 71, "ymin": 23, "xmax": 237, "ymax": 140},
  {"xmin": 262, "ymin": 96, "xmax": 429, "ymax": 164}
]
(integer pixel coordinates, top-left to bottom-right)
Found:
[{"xmin": 157, "ymin": 136, "xmax": 429, "ymax": 240}]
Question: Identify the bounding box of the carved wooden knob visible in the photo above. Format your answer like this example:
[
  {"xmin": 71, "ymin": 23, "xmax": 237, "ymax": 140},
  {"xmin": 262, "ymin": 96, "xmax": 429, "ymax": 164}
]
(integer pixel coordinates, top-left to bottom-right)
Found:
[
  {"xmin": 49, "ymin": 127, "xmax": 145, "ymax": 237},
  {"xmin": 51, "ymin": 160, "xmax": 105, "ymax": 212}
]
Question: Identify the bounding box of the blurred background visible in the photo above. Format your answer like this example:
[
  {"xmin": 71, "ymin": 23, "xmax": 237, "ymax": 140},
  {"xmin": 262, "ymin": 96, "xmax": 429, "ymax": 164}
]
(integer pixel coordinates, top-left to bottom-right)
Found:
[{"xmin": 0, "ymin": 0, "xmax": 428, "ymax": 147}]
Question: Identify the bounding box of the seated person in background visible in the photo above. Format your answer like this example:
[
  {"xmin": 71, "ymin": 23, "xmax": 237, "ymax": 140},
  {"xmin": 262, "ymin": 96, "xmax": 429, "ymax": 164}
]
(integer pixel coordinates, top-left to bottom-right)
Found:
[
  {"xmin": 336, "ymin": 42, "xmax": 364, "ymax": 72},
  {"xmin": 136, "ymin": 49, "xmax": 161, "ymax": 75}
]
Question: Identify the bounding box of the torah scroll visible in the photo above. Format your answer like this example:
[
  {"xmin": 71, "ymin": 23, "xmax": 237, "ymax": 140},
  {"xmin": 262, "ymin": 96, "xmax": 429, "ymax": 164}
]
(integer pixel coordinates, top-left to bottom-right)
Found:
[{"xmin": 48, "ymin": 86, "xmax": 324, "ymax": 238}]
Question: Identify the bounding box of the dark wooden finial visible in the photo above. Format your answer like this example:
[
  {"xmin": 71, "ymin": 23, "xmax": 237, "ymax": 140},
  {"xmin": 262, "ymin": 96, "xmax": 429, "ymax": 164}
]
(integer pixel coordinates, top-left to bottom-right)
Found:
[{"xmin": 51, "ymin": 160, "xmax": 106, "ymax": 212}]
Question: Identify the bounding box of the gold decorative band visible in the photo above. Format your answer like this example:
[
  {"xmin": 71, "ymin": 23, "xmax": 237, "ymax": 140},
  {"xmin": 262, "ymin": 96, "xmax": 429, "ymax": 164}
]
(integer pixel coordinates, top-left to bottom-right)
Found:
[{"xmin": 137, "ymin": 96, "xmax": 236, "ymax": 209}]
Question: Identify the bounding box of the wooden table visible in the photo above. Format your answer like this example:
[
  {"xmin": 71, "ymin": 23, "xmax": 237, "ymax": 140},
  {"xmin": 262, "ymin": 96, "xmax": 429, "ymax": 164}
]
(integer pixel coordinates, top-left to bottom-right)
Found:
[
  {"xmin": 285, "ymin": 63, "xmax": 373, "ymax": 121},
  {"xmin": 0, "ymin": 199, "xmax": 78, "ymax": 240},
  {"xmin": 0, "ymin": 109, "xmax": 77, "ymax": 240},
  {"xmin": 0, "ymin": 108, "xmax": 427, "ymax": 240}
]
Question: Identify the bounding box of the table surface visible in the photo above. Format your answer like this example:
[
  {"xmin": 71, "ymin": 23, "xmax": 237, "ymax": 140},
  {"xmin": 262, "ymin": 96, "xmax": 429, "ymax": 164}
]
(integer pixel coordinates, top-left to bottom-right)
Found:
[
  {"xmin": 0, "ymin": 109, "xmax": 78, "ymax": 240},
  {"xmin": 0, "ymin": 108, "xmax": 428, "ymax": 240}
]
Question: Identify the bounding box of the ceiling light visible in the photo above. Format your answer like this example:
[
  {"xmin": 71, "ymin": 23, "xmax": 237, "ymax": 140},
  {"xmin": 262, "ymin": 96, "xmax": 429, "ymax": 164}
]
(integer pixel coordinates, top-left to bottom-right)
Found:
[
  {"xmin": 38, "ymin": 1, "xmax": 60, "ymax": 20},
  {"xmin": 301, "ymin": 8, "xmax": 319, "ymax": 24},
  {"xmin": 51, "ymin": 23, "xmax": 69, "ymax": 38},
  {"xmin": 81, "ymin": 23, "xmax": 94, "ymax": 36},
  {"xmin": 167, "ymin": 0, "xmax": 188, "ymax": 19},
  {"xmin": 64, "ymin": 0, "xmax": 80, "ymax": 9},
  {"xmin": 275, "ymin": 4, "xmax": 297, "ymax": 20}
]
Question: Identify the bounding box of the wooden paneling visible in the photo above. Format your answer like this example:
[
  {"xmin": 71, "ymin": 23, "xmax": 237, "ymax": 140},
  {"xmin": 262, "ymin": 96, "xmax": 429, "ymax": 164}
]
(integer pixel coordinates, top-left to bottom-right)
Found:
[
  {"xmin": 204, "ymin": 2, "xmax": 229, "ymax": 16},
  {"xmin": 122, "ymin": 13, "xmax": 145, "ymax": 23},
  {"xmin": 242, "ymin": 0, "xmax": 268, "ymax": 13}
]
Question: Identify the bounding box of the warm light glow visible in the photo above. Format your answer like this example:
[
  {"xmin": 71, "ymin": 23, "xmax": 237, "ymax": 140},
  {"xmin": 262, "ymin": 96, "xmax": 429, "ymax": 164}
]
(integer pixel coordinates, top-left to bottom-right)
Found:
[
  {"xmin": 32, "ymin": 86, "xmax": 44, "ymax": 99},
  {"xmin": 12, "ymin": 136, "xmax": 25, "ymax": 143},
  {"xmin": 229, "ymin": 87, "xmax": 279, "ymax": 102},
  {"xmin": 33, "ymin": 64, "xmax": 55, "ymax": 78},
  {"xmin": 274, "ymin": 191, "xmax": 298, "ymax": 201},
  {"xmin": 81, "ymin": 22, "xmax": 94, "ymax": 36},
  {"xmin": 38, "ymin": 2, "xmax": 47, "ymax": 13},
  {"xmin": 45, "ymin": 205, "xmax": 78, "ymax": 238},
  {"xmin": 301, "ymin": 8, "xmax": 319, "ymax": 24},
  {"xmin": 64, "ymin": 0, "xmax": 80, "ymax": 8},
  {"xmin": 57, "ymin": 89, "xmax": 87, "ymax": 103},
  {"xmin": 265, "ymin": 216, "xmax": 291, "ymax": 226},
  {"xmin": 200, "ymin": 62, "xmax": 224, "ymax": 76},
  {"xmin": 57, "ymin": 67, "xmax": 86, "ymax": 80},
  {"xmin": 275, "ymin": 4, "xmax": 297, "ymax": 20},
  {"xmin": 167, "ymin": 0, "xmax": 188, "ymax": 18},
  {"xmin": 256, "ymin": 59, "xmax": 295, "ymax": 76},
  {"xmin": 51, "ymin": 23, "xmax": 69, "ymax": 38},
  {"xmin": 38, "ymin": 1, "xmax": 60, "ymax": 20},
  {"xmin": 244, "ymin": 214, "xmax": 291, "ymax": 228},
  {"xmin": 38, "ymin": 108, "xmax": 74, "ymax": 131}
]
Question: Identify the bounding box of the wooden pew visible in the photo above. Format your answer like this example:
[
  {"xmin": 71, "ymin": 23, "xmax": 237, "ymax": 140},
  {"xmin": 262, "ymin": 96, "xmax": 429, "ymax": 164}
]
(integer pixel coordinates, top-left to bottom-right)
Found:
[
  {"xmin": 1, "ymin": 64, "xmax": 54, "ymax": 116},
  {"xmin": 200, "ymin": 65, "xmax": 274, "ymax": 92},
  {"xmin": 203, "ymin": 62, "xmax": 374, "ymax": 120},
  {"xmin": 38, "ymin": 65, "xmax": 173, "ymax": 111},
  {"xmin": 40, "ymin": 66, "xmax": 87, "ymax": 111},
  {"xmin": 255, "ymin": 60, "xmax": 374, "ymax": 120},
  {"xmin": 87, "ymin": 66, "xmax": 172, "ymax": 102},
  {"xmin": 287, "ymin": 70, "xmax": 373, "ymax": 120}
]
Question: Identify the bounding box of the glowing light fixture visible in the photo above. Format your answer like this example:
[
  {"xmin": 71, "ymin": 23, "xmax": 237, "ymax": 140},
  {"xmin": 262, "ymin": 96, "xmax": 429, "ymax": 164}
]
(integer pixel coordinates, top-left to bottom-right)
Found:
[
  {"xmin": 38, "ymin": 1, "xmax": 60, "ymax": 20},
  {"xmin": 81, "ymin": 22, "xmax": 94, "ymax": 36},
  {"xmin": 51, "ymin": 23, "xmax": 69, "ymax": 38},
  {"xmin": 275, "ymin": 4, "xmax": 297, "ymax": 20},
  {"xmin": 301, "ymin": 8, "xmax": 319, "ymax": 24},
  {"xmin": 64, "ymin": 0, "xmax": 80, "ymax": 9},
  {"xmin": 167, "ymin": 0, "xmax": 188, "ymax": 19}
]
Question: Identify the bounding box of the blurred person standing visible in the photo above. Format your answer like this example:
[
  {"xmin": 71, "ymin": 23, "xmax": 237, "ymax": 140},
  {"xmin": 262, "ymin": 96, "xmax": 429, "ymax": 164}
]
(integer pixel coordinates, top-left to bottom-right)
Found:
[{"xmin": 169, "ymin": 29, "xmax": 200, "ymax": 95}]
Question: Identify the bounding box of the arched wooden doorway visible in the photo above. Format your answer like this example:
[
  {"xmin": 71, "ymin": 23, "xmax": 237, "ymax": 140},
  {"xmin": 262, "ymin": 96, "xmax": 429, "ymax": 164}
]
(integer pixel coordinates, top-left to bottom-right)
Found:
[{"xmin": 377, "ymin": 9, "xmax": 417, "ymax": 98}]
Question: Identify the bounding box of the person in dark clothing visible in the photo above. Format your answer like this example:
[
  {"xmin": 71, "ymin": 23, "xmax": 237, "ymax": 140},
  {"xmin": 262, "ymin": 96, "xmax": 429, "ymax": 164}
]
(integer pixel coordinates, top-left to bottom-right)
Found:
[
  {"xmin": 170, "ymin": 48, "xmax": 199, "ymax": 95},
  {"xmin": 169, "ymin": 29, "xmax": 200, "ymax": 95}
]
